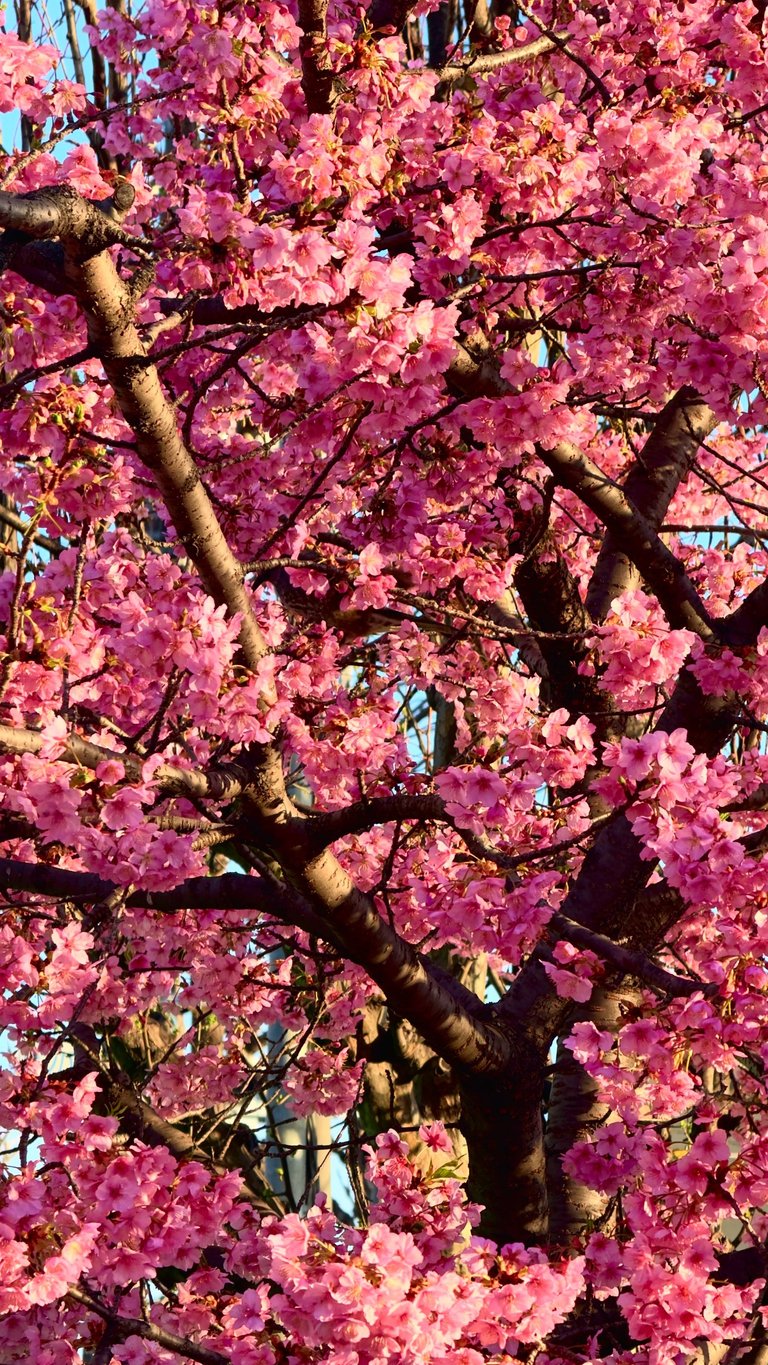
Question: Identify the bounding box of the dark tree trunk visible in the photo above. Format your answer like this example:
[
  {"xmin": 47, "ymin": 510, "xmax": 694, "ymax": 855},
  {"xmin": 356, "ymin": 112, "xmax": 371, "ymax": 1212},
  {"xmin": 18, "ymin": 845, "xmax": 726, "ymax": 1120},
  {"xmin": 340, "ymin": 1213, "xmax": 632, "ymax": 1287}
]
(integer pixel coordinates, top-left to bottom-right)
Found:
[
  {"xmin": 460, "ymin": 1054, "xmax": 548, "ymax": 1245},
  {"xmin": 427, "ymin": 1, "xmax": 454, "ymax": 67}
]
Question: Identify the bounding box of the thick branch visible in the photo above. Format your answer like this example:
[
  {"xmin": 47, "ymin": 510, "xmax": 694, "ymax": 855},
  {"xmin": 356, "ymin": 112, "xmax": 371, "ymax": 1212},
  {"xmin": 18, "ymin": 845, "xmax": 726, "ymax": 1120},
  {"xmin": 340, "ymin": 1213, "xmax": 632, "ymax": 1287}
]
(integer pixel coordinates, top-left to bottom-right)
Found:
[
  {"xmin": 439, "ymin": 351, "xmax": 721, "ymax": 652},
  {"xmin": 267, "ymin": 845, "xmax": 511, "ymax": 1070},
  {"xmin": 307, "ymin": 793, "xmax": 445, "ymax": 841},
  {"xmin": 0, "ymin": 182, "xmax": 143, "ymax": 254},
  {"xmin": 722, "ymin": 578, "xmax": 768, "ymax": 646},
  {"xmin": 0, "ymin": 857, "xmax": 506, "ymax": 1072},
  {"xmin": 0, "ymin": 722, "xmax": 249, "ymax": 802},
  {"xmin": 438, "ymin": 33, "xmax": 558, "ymax": 79},
  {"xmin": 497, "ymin": 663, "xmax": 743, "ymax": 1056},
  {"xmin": 298, "ymin": 0, "xmax": 334, "ymax": 113},
  {"xmin": 482, "ymin": 590, "xmax": 550, "ymax": 678},
  {"xmin": 445, "ymin": 334, "xmax": 506, "ymax": 399},
  {"xmin": 309, "ymin": 795, "xmax": 599, "ymax": 871},
  {"xmin": 546, "ymin": 985, "xmax": 629, "ymax": 1243},
  {"xmin": 470, "ymin": 662, "xmax": 734, "ymax": 1239},
  {"xmin": 537, "ymin": 441, "xmax": 717, "ymax": 640},
  {"xmin": 0, "ymin": 184, "xmax": 269, "ymax": 677},
  {"xmin": 512, "ymin": 529, "xmax": 612, "ymax": 728},
  {"xmin": 0, "ymin": 856, "xmax": 320, "ymax": 924},
  {"xmin": 587, "ymin": 389, "xmax": 718, "ymax": 621},
  {"xmin": 367, "ymin": 0, "xmax": 418, "ymax": 27}
]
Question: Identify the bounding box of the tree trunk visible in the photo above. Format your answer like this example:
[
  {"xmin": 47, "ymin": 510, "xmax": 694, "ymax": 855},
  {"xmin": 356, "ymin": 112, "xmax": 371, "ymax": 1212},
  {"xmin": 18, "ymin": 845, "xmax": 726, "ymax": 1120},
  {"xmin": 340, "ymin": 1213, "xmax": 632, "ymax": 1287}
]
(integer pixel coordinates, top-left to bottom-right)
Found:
[
  {"xmin": 460, "ymin": 1055, "xmax": 548, "ymax": 1245},
  {"xmin": 545, "ymin": 987, "xmax": 635, "ymax": 1243}
]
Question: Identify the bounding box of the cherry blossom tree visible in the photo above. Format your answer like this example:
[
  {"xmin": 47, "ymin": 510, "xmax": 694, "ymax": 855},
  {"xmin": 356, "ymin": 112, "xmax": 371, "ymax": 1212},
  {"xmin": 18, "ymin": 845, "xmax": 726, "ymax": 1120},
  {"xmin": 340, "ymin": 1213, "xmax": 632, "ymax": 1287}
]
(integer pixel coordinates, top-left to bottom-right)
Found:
[{"xmin": 5, "ymin": 0, "xmax": 768, "ymax": 1360}]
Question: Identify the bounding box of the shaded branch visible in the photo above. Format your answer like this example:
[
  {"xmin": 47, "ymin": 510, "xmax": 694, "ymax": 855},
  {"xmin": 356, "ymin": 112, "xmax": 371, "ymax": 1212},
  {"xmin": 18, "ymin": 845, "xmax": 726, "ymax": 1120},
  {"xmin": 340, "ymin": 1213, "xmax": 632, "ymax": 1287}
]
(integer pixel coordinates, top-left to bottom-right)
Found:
[
  {"xmin": 104, "ymin": 1076, "xmax": 280, "ymax": 1211},
  {"xmin": 497, "ymin": 663, "xmax": 745, "ymax": 1057},
  {"xmin": 545, "ymin": 985, "xmax": 630, "ymax": 1242},
  {"xmin": 445, "ymin": 331, "xmax": 506, "ymax": 399},
  {"xmin": 0, "ymin": 856, "xmax": 322, "ymax": 928},
  {"xmin": 722, "ymin": 578, "xmax": 768, "ymax": 647},
  {"xmin": 549, "ymin": 912, "xmax": 715, "ymax": 997},
  {"xmin": 267, "ymin": 563, "xmax": 406, "ymax": 638},
  {"xmin": 66, "ymin": 1286, "xmax": 229, "ymax": 1365},
  {"xmin": 512, "ymin": 524, "xmax": 611, "ymax": 727},
  {"xmin": 368, "ymin": 0, "xmax": 418, "ymax": 27},
  {"xmin": 481, "ymin": 589, "xmax": 550, "ymax": 678},
  {"xmin": 307, "ymin": 793, "xmax": 446, "ymax": 841}
]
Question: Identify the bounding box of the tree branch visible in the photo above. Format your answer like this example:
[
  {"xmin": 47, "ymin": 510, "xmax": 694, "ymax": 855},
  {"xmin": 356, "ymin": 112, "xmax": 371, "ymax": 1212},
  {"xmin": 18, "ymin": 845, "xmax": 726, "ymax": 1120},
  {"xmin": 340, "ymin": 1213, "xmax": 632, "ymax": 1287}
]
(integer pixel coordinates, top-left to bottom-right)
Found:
[
  {"xmin": 496, "ymin": 661, "xmax": 744, "ymax": 1055},
  {"xmin": 307, "ymin": 793, "xmax": 445, "ymax": 841},
  {"xmin": 438, "ymin": 33, "xmax": 559, "ymax": 80},
  {"xmin": 0, "ymin": 181, "xmax": 512, "ymax": 1069},
  {"xmin": 0, "ymin": 182, "xmax": 146, "ymax": 254},
  {"xmin": 0, "ymin": 722, "xmax": 249, "ymax": 802},
  {"xmin": 536, "ymin": 440, "xmax": 718, "ymax": 640},
  {"xmin": 66, "ymin": 1286, "xmax": 230, "ymax": 1365},
  {"xmin": 445, "ymin": 332, "xmax": 506, "ymax": 399},
  {"xmin": 721, "ymin": 577, "xmax": 768, "ymax": 646},
  {"xmin": 515, "ymin": 0, "xmax": 611, "ymax": 104},
  {"xmin": 297, "ymin": 0, "xmax": 334, "ymax": 113},
  {"xmin": 512, "ymin": 524, "xmax": 612, "ymax": 728},
  {"xmin": 306, "ymin": 790, "xmax": 606, "ymax": 872},
  {"xmin": 0, "ymin": 183, "xmax": 270, "ymax": 677},
  {"xmin": 0, "ymin": 501, "xmax": 59, "ymax": 553},
  {"xmin": 549, "ymin": 912, "xmax": 715, "ymax": 997},
  {"xmin": 0, "ymin": 857, "xmax": 507, "ymax": 1073},
  {"xmin": 586, "ymin": 389, "xmax": 718, "ymax": 621},
  {"xmin": 102, "ymin": 1075, "xmax": 280, "ymax": 1211}
]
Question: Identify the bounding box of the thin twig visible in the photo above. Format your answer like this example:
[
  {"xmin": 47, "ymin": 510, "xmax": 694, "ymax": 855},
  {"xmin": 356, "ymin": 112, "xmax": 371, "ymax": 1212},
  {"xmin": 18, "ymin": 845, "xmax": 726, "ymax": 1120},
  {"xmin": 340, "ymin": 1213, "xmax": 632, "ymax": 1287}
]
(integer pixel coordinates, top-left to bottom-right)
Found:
[{"xmin": 515, "ymin": 3, "xmax": 611, "ymax": 104}]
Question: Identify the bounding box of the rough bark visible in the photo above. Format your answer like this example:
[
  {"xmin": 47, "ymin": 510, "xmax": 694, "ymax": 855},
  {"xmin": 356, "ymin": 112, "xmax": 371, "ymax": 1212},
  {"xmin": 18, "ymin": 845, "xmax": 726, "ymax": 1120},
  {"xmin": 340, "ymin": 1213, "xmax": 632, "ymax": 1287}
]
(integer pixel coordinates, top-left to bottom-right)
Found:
[
  {"xmin": 513, "ymin": 530, "xmax": 611, "ymax": 727},
  {"xmin": 297, "ymin": 0, "xmax": 335, "ymax": 113}
]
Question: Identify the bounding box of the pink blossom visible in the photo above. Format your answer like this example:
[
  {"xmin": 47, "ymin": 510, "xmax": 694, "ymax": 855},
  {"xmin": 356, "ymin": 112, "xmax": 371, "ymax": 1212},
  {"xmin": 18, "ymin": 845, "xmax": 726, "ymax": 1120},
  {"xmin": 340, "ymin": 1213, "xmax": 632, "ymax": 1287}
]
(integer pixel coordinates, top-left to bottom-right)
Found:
[{"xmin": 419, "ymin": 1122, "xmax": 453, "ymax": 1155}]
